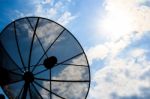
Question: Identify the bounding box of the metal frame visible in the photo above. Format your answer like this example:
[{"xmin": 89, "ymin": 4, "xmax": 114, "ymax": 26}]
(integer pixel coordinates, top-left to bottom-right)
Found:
[{"xmin": 0, "ymin": 17, "xmax": 91, "ymax": 99}]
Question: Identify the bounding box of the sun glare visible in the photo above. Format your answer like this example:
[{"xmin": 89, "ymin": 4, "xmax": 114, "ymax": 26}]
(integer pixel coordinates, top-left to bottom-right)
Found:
[{"xmin": 100, "ymin": 10, "xmax": 134, "ymax": 40}]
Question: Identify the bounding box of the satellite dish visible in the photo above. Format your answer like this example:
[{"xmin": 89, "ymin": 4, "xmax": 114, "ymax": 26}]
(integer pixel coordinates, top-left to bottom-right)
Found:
[
  {"xmin": 0, "ymin": 94, "xmax": 5, "ymax": 99},
  {"xmin": 0, "ymin": 17, "xmax": 90, "ymax": 99}
]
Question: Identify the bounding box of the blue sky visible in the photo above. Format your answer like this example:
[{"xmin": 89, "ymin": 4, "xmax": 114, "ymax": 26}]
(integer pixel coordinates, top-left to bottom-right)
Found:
[{"xmin": 0, "ymin": 0, "xmax": 150, "ymax": 99}]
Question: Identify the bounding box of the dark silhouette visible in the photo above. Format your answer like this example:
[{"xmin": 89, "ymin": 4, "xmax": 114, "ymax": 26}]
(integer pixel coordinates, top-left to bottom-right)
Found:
[
  {"xmin": 0, "ymin": 17, "xmax": 90, "ymax": 99},
  {"xmin": 0, "ymin": 67, "xmax": 10, "ymax": 86},
  {"xmin": 44, "ymin": 56, "xmax": 57, "ymax": 69},
  {"xmin": 0, "ymin": 94, "xmax": 5, "ymax": 99}
]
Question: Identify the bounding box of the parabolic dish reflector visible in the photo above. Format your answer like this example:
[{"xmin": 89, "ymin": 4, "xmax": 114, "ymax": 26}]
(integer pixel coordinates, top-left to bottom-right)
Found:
[{"xmin": 0, "ymin": 17, "xmax": 90, "ymax": 99}]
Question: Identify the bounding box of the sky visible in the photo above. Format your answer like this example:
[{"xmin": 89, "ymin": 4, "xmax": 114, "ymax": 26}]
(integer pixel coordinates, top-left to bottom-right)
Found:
[{"xmin": 0, "ymin": 0, "xmax": 150, "ymax": 99}]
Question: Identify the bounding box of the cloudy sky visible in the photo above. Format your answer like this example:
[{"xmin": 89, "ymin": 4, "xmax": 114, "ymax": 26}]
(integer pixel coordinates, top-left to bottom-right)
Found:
[{"xmin": 0, "ymin": 0, "xmax": 150, "ymax": 99}]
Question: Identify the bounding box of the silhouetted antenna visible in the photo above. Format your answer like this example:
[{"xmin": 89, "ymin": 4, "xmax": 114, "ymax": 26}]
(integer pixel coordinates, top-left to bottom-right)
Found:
[
  {"xmin": 0, "ymin": 17, "xmax": 90, "ymax": 99},
  {"xmin": 0, "ymin": 94, "xmax": 5, "ymax": 99}
]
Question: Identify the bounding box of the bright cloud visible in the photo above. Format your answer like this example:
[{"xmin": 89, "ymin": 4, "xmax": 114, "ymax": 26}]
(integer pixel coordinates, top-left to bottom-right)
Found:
[
  {"xmin": 88, "ymin": 48, "xmax": 150, "ymax": 99},
  {"xmin": 98, "ymin": 0, "xmax": 150, "ymax": 41},
  {"xmin": 57, "ymin": 11, "xmax": 77, "ymax": 26},
  {"xmin": 35, "ymin": 1, "xmax": 77, "ymax": 26},
  {"xmin": 14, "ymin": 0, "xmax": 76, "ymax": 27},
  {"xmin": 35, "ymin": 1, "xmax": 63, "ymax": 18},
  {"xmin": 42, "ymin": 53, "xmax": 90, "ymax": 99},
  {"xmin": 87, "ymin": 32, "xmax": 135, "ymax": 64},
  {"xmin": 36, "ymin": 19, "xmax": 64, "ymax": 48},
  {"xmin": 88, "ymin": 0, "xmax": 150, "ymax": 98},
  {"xmin": 87, "ymin": 44, "xmax": 109, "ymax": 64},
  {"xmin": 42, "ymin": 0, "xmax": 51, "ymax": 4}
]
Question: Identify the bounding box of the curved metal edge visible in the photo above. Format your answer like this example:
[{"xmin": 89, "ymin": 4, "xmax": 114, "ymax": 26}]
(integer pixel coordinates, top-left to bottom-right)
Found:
[{"xmin": 0, "ymin": 16, "xmax": 91, "ymax": 99}]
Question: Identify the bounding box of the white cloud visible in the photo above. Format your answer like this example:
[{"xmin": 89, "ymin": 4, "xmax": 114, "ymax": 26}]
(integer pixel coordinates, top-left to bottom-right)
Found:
[
  {"xmin": 57, "ymin": 11, "xmax": 77, "ymax": 26},
  {"xmin": 13, "ymin": 0, "xmax": 77, "ymax": 27},
  {"xmin": 35, "ymin": 1, "xmax": 63, "ymax": 19},
  {"xmin": 38, "ymin": 48, "xmax": 90, "ymax": 98},
  {"xmin": 87, "ymin": 34, "xmax": 150, "ymax": 98},
  {"xmin": 87, "ymin": 32, "xmax": 135, "ymax": 64},
  {"xmin": 40, "ymin": 81, "xmax": 50, "ymax": 99},
  {"xmin": 88, "ymin": 48, "xmax": 150, "ymax": 99},
  {"xmin": 87, "ymin": 44, "xmax": 109, "ymax": 64},
  {"xmin": 51, "ymin": 65, "xmax": 89, "ymax": 98},
  {"xmin": 42, "ymin": 0, "xmax": 51, "ymax": 4},
  {"xmin": 34, "ymin": 1, "xmax": 77, "ymax": 26},
  {"xmin": 51, "ymin": 81, "xmax": 88, "ymax": 98},
  {"xmin": 128, "ymin": 48, "xmax": 147, "ymax": 58},
  {"xmin": 88, "ymin": 0, "xmax": 150, "ymax": 69},
  {"xmin": 98, "ymin": 0, "xmax": 150, "ymax": 41},
  {"xmin": 41, "ymin": 54, "xmax": 90, "ymax": 98},
  {"xmin": 63, "ymin": 53, "xmax": 88, "ymax": 66},
  {"xmin": 52, "ymin": 66, "xmax": 89, "ymax": 80},
  {"xmin": 88, "ymin": 0, "xmax": 150, "ymax": 98},
  {"xmin": 36, "ymin": 19, "xmax": 64, "ymax": 48},
  {"xmin": 87, "ymin": 0, "xmax": 150, "ymax": 63}
]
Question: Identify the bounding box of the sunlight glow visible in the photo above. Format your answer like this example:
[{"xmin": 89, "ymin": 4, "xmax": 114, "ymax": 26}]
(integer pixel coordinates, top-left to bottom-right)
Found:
[{"xmin": 100, "ymin": 10, "xmax": 134, "ymax": 40}]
